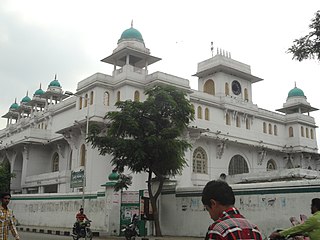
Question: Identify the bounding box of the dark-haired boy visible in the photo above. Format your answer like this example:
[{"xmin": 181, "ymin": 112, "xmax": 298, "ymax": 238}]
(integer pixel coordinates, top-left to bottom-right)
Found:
[{"xmin": 202, "ymin": 180, "xmax": 262, "ymax": 240}]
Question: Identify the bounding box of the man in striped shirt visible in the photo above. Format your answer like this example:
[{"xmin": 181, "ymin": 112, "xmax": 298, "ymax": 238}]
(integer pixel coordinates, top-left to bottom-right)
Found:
[
  {"xmin": 202, "ymin": 180, "xmax": 262, "ymax": 240},
  {"xmin": 0, "ymin": 193, "xmax": 20, "ymax": 240}
]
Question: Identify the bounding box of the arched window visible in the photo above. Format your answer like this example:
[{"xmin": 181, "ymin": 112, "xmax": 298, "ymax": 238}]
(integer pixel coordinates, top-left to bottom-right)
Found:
[
  {"xmin": 192, "ymin": 147, "xmax": 208, "ymax": 174},
  {"xmin": 244, "ymin": 88, "xmax": 249, "ymax": 101},
  {"xmin": 301, "ymin": 126, "xmax": 304, "ymax": 137},
  {"xmin": 268, "ymin": 123, "xmax": 272, "ymax": 134},
  {"xmin": 104, "ymin": 92, "xmax": 110, "ymax": 106},
  {"xmin": 246, "ymin": 118, "xmax": 250, "ymax": 130},
  {"xmin": 267, "ymin": 159, "xmax": 277, "ymax": 171},
  {"xmin": 203, "ymin": 79, "xmax": 215, "ymax": 95},
  {"xmin": 134, "ymin": 90, "xmax": 140, "ymax": 102},
  {"xmin": 197, "ymin": 106, "xmax": 202, "ymax": 119},
  {"xmin": 80, "ymin": 144, "xmax": 86, "ymax": 167},
  {"xmin": 228, "ymin": 155, "xmax": 249, "ymax": 175},
  {"xmin": 311, "ymin": 129, "xmax": 314, "ymax": 139},
  {"xmin": 226, "ymin": 113, "xmax": 231, "ymax": 125},
  {"xmin": 84, "ymin": 94, "xmax": 88, "ymax": 108},
  {"xmin": 274, "ymin": 125, "xmax": 277, "ymax": 136},
  {"xmin": 79, "ymin": 97, "xmax": 82, "ymax": 110},
  {"xmin": 117, "ymin": 91, "xmax": 121, "ymax": 102},
  {"xmin": 263, "ymin": 122, "xmax": 267, "ymax": 133},
  {"xmin": 289, "ymin": 127, "xmax": 294, "ymax": 137},
  {"xmin": 236, "ymin": 116, "xmax": 240, "ymax": 127},
  {"xmin": 225, "ymin": 83, "xmax": 229, "ymax": 96},
  {"xmin": 205, "ymin": 108, "xmax": 209, "ymax": 120},
  {"xmin": 52, "ymin": 152, "xmax": 59, "ymax": 172},
  {"xmin": 90, "ymin": 91, "xmax": 94, "ymax": 105},
  {"xmin": 306, "ymin": 128, "xmax": 309, "ymax": 138}
]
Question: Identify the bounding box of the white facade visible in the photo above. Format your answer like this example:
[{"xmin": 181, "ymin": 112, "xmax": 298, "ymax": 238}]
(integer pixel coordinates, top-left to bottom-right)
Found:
[{"xmin": 0, "ymin": 25, "xmax": 319, "ymax": 196}]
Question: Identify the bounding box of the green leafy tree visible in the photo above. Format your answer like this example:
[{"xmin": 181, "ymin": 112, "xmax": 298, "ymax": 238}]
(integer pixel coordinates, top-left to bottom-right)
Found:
[
  {"xmin": 288, "ymin": 10, "xmax": 320, "ymax": 61},
  {"xmin": 0, "ymin": 160, "xmax": 12, "ymax": 192},
  {"xmin": 88, "ymin": 85, "xmax": 194, "ymax": 236}
]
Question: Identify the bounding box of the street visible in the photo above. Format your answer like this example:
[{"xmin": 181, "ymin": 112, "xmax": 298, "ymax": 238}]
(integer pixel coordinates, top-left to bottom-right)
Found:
[{"xmin": 9, "ymin": 232, "xmax": 72, "ymax": 240}]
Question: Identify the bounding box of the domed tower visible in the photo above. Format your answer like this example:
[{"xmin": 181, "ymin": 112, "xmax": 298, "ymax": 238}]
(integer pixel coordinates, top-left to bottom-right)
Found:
[
  {"xmin": 101, "ymin": 22, "xmax": 161, "ymax": 78},
  {"xmin": 277, "ymin": 85, "xmax": 318, "ymax": 115},
  {"xmin": 27, "ymin": 84, "xmax": 47, "ymax": 115},
  {"xmin": 18, "ymin": 92, "xmax": 32, "ymax": 120},
  {"xmin": 276, "ymin": 84, "xmax": 318, "ymax": 154},
  {"xmin": 47, "ymin": 74, "xmax": 62, "ymax": 94},
  {"xmin": 2, "ymin": 99, "xmax": 20, "ymax": 126},
  {"xmin": 42, "ymin": 75, "xmax": 68, "ymax": 106}
]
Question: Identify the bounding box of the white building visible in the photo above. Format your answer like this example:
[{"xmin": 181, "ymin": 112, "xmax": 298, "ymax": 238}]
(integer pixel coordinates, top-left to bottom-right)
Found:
[{"xmin": 0, "ymin": 24, "xmax": 319, "ymax": 195}]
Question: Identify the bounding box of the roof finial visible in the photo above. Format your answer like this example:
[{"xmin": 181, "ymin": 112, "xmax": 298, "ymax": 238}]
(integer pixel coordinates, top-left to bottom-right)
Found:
[
  {"xmin": 26, "ymin": 91, "xmax": 28, "ymax": 96},
  {"xmin": 14, "ymin": 98, "xmax": 17, "ymax": 103},
  {"xmin": 211, "ymin": 42, "xmax": 214, "ymax": 57},
  {"xmin": 294, "ymin": 81, "xmax": 296, "ymax": 88},
  {"xmin": 54, "ymin": 74, "xmax": 57, "ymax": 80},
  {"xmin": 131, "ymin": 20, "xmax": 133, "ymax": 28},
  {"xmin": 39, "ymin": 83, "xmax": 42, "ymax": 89}
]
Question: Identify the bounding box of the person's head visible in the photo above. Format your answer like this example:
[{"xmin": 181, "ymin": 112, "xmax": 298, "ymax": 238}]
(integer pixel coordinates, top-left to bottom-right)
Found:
[
  {"xmin": 79, "ymin": 208, "xmax": 84, "ymax": 214},
  {"xmin": 1, "ymin": 193, "xmax": 11, "ymax": 207},
  {"xmin": 202, "ymin": 180, "xmax": 235, "ymax": 220},
  {"xmin": 311, "ymin": 198, "xmax": 320, "ymax": 214}
]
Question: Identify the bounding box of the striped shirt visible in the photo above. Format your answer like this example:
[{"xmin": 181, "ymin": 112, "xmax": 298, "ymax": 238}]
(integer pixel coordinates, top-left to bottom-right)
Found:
[
  {"xmin": 205, "ymin": 207, "xmax": 262, "ymax": 240},
  {"xmin": 0, "ymin": 206, "xmax": 19, "ymax": 240}
]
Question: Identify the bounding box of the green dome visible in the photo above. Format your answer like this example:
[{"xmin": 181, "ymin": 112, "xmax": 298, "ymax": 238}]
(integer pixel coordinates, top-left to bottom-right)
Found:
[
  {"xmin": 10, "ymin": 102, "xmax": 19, "ymax": 110},
  {"xmin": 119, "ymin": 27, "xmax": 144, "ymax": 43},
  {"xmin": 108, "ymin": 171, "xmax": 120, "ymax": 181},
  {"xmin": 21, "ymin": 95, "xmax": 31, "ymax": 103},
  {"xmin": 49, "ymin": 79, "xmax": 61, "ymax": 87},
  {"xmin": 288, "ymin": 87, "xmax": 305, "ymax": 98},
  {"xmin": 34, "ymin": 88, "xmax": 45, "ymax": 96}
]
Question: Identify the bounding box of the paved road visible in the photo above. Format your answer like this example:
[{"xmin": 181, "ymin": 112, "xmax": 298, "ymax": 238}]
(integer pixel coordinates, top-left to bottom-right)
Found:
[{"xmin": 9, "ymin": 231, "xmax": 73, "ymax": 240}]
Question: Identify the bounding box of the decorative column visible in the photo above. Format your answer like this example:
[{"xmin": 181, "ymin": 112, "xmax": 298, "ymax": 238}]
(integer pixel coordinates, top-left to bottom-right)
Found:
[{"xmin": 101, "ymin": 170, "xmax": 121, "ymax": 236}]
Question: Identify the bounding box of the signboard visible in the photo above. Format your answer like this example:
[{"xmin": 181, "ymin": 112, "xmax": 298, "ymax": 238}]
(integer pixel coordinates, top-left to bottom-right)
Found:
[{"xmin": 70, "ymin": 170, "xmax": 85, "ymax": 188}]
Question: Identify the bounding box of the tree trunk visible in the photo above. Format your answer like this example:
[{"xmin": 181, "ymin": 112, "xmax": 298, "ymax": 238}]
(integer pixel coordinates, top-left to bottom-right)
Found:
[{"xmin": 147, "ymin": 171, "xmax": 164, "ymax": 237}]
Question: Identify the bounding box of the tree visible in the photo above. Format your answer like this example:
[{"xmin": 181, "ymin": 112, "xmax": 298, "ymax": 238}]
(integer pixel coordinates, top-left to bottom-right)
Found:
[
  {"xmin": 288, "ymin": 10, "xmax": 320, "ymax": 61},
  {"xmin": 88, "ymin": 85, "xmax": 194, "ymax": 236},
  {"xmin": 0, "ymin": 160, "xmax": 12, "ymax": 192}
]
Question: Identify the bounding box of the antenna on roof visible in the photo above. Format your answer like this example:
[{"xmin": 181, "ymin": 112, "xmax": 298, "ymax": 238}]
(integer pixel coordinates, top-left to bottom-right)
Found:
[{"xmin": 211, "ymin": 42, "xmax": 214, "ymax": 57}]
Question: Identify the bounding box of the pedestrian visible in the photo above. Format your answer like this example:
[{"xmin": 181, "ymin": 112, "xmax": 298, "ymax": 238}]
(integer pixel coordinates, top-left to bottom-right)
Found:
[
  {"xmin": 202, "ymin": 180, "xmax": 262, "ymax": 240},
  {"xmin": 0, "ymin": 192, "xmax": 20, "ymax": 240},
  {"xmin": 269, "ymin": 198, "xmax": 320, "ymax": 240}
]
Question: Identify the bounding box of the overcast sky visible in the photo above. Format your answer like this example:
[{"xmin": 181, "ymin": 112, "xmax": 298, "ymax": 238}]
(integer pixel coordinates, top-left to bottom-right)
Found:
[{"xmin": 1, "ymin": 0, "xmax": 320, "ymax": 144}]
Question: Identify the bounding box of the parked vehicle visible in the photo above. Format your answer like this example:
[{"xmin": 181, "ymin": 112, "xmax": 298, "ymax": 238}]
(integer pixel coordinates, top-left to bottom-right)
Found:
[
  {"xmin": 72, "ymin": 220, "xmax": 93, "ymax": 240},
  {"xmin": 121, "ymin": 214, "xmax": 139, "ymax": 240}
]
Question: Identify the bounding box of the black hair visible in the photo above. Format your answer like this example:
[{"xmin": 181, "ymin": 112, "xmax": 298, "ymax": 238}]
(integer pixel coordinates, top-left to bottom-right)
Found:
[
  {"xmin": 79, "ymin": 208, "xmax": 84, "ymax": 211},
  {"xmin": 312, "ymin": 198, "xmax": 320, "ymax": 210},
  {"xmin": 202, "ymin": 180, "xmax": 235, "ymax": 207},
  {"xmin": 0, "ymin": 192, "xmax": 11, "ymax": 199}
]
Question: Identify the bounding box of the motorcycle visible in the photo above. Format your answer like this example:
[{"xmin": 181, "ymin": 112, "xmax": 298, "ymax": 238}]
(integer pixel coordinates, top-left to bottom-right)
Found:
[
  {"xmin": 121, "ymin": 214, "xmax": 139, "ymax": 240},
  {"xmin": 72, "ymin": 220, "xmax": 93, "ymax": 240}
]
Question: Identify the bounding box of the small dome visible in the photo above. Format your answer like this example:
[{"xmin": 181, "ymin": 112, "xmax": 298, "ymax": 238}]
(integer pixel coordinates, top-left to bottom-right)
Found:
[
  {"xmin": 10, "ymin": 102, "xmax": 19, "ymax": 110},
  {"xmin": 34, "ymin": 88, "xmax": 45, "ymax": 96},
  {"xmin": 108, "ymin": 170, "xmax": 120, "ymax": 181},
  {"xmin": 119, "ymin": 27, "xmax": 144, "ymax": 43},
  {"xmin": 21, "ymin": 95, "xmax": 31, "ymax": 103},
  {"xmin": 288, "ymin": 87, "xmax": 305, "ymax": 98},
  {"xmin": 49, "ymin": 79, "xmax": 61, "ymax": 87}
]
